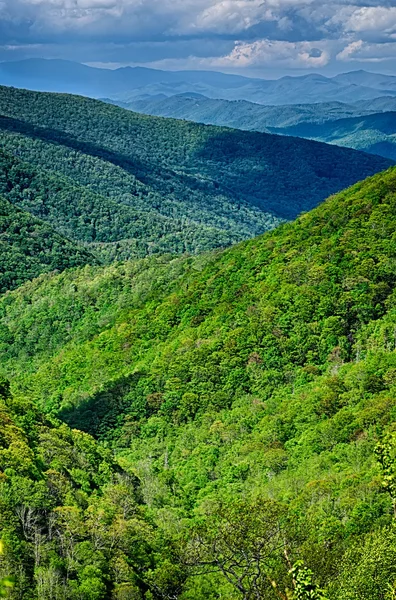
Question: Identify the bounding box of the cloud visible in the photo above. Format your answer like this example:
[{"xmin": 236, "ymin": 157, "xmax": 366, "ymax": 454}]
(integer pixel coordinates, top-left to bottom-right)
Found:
[
  {"xmin": 337, "ymin": 39, "xmax": 396, "ymax": 63},
  {"xmin": 212, "ymin": 38, "xmax": 331, "ymax": 68},
  {"xmin": 0, "ymin": 0, "xmax": 316, "ymax": 40},
  {"xmin": 343, "ymin": 6, "xmax": 396, "ymax": 33},
  {"xmin": 171, "ymin": 1, "xmax": 276, "ymax": 36},
  {"xmin": 0, "ymin": 0, "xmax": 395, "ymax": 74},
  {"xmin": 336, "ymin": 39, "xmax": 363, "ymax": 61}
]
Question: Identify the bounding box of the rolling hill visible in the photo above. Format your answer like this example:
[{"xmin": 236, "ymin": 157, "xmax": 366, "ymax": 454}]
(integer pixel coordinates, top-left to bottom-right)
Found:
[
  {"xmin": 114, "ymin": 93, "xmax": 396, "ymax": 161},
  {"xmin": 109, "ymin": 93, "xmax": 396, "ymax": 129},
  {"xmin": 0, "ymin": 85, "xmax": 392, "ymax": 256},
  {"xmin": 271, "ymin": 111, "xmax": 396, "ymax": 161},
  {"xmin": 1, "ymin": 167, "xmax": 396, "ymax": 598},
  {"xmin": 109, "ymin": 72, "xmax": 396, "ymax": 105}
]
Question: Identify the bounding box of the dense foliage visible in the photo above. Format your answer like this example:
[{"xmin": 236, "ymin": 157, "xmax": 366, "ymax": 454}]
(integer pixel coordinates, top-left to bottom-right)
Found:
[
  {"xmin": 0, "ymin": 146, "xmax": 255, "ymax": 262},
  {"xmin": 0, "ymin": 192, "xmax": 94, "ymax": 292},
  {"xmin": 114, "ymin": 96, "xmax": 396, "ymax": 162},
  {"xmin": 0, "ymin": 85, "xmax": 391, "ymax": 227},
  {"xmin": 0, "ymin": 380, "xmax": 189, "ymax": 600},
  {"xmin": 1, "ymin": 168, "xmax": 396, "ymax": 596}
]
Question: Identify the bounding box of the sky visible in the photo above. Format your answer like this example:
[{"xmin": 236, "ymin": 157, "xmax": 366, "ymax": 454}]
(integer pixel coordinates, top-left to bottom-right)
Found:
[{"xmin": 0, "ymin": 0, "xmax": 396, "ymax": 77}]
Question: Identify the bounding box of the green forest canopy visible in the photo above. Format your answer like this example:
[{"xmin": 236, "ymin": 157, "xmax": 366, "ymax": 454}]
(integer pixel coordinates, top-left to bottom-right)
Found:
[{"xmin": 1, "ymin": 167, "xmax": 396, "ymax": 597}]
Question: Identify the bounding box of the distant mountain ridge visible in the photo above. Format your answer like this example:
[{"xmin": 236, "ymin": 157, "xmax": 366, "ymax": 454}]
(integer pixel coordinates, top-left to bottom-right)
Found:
[
  {"xmin": 1, "ymin": 59, "xmax": 396, "ymax": 105},
  {"xmin": 271, "ymin": 112, "xmax": 396, "ymax": 161},
  {"xmin": 111, "ymin": 93, "xmax": 396, "ymax": 161},
  {"xmin": 0, "ymin": 59, "xmax": 257, "ymax": 97},
  {"xmin": 108, "ymin": 93, "xmax": 396, "ymax": 129},
  {"xmin": 333, "ymin": 70, "xmax": 396, "ymax": 92}
]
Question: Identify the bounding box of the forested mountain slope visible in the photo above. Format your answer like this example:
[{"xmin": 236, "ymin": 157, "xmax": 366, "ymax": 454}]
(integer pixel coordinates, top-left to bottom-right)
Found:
[
  {"xmin": 112, "ymin": 95, "xmax": 396, "ymax": 161},
  {"xmin": 0, "ymin": 382, "xmax": 174, "ymax": 600},
  {"xmin": 0, "ymin": 192, "xmax": 94, "ymax": 293},
  {"xmin": 272, "ymin": 111, "xmax": 396, "ymax": 161},
  {"xmin": 1, "ymin": 168, "xmax": 396, "ymax": 597},
  {"xmin": 0, "ymin": 86, "xmax": 392, "ymax": 246},
  {"xmin": 109, "ymin": 93, "xmax": 396, "ymax": 130},
  {"xmin": 0, "ymin": 145, "xmax": 263, "ymax": 262}
]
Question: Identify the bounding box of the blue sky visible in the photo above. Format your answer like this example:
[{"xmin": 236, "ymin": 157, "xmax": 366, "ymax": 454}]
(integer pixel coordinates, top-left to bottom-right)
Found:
[{"xmin": 1, "ymin": 0, "xmax": 396, "ymax": 76}]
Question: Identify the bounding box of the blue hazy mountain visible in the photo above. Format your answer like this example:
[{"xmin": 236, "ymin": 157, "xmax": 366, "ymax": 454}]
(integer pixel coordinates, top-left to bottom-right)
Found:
[
  {"xmin": 0, "ymin": 59, "xmax": 258, "ymax": 96},
  {"xmin": 106, "ymin": 93, "xmax": 396, "ymax": 128},
  {"xmin": 2, "ymin": 59, "xmax": 396, "ymax": 105}
]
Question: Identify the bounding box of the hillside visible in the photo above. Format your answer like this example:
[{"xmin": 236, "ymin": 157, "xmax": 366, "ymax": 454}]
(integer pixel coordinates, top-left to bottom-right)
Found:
[
  {"xmin": 0, "ymin": 145, "xmax": 264, "ymax": 262},
  {"xmin": 0, "ymin": 192, "xmax": 94, "ymax": 293},
  {"xmin": 110, "ymin": 93, "xmax": 396, "ymax": 130},
  {"xmin": 0, "ymin": 86, "xmax": 392, "ymax": 238},
  {"xmin": 108, "ymin": 95, "xmax": 370, "ymax": 129},
  {"xmin": 272, "ymin": 111, "xmax": 396, "ymax": 161},
  {"xmin": 115, "ymin": 94, "xmax": 396, "ymax": 162},
  {"xmin": 0, "ymin": 381, "xmax": 174, "ymax": 600},
  {"xmin": 1, "ymin": 168, "xmax": 396, "ymax": 597}
]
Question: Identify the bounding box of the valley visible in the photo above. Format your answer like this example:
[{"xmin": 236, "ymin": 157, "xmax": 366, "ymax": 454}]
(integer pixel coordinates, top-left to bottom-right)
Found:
[{"xmin": 0, "ymin": 67, "xmax": 396, "ymax": 599}]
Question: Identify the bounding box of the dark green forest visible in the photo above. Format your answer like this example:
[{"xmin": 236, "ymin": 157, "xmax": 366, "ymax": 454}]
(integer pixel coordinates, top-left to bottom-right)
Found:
[
  {"xmin": 0, "ymin": 192, "xmax": 94, "ymax": 292},
  {"xmin": 0, "ymin": 146, "xmax": 259, "ymax": 262},
  {"xmin": 0, "ymin": 85, "xmax": 391, "ymax": 235},
  {"xmin": 109, "ymin": 94, "xmax": 396, "ymax": 161},
  {"xmin": 1, "ymin": 165, "xmax": 396, "ymax": 598}
]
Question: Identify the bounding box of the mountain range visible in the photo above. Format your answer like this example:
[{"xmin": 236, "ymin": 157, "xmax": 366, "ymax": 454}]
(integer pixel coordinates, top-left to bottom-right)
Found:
[
  {"xmin": 0, "ymin": 84, "xmax": 390, "ymax": 274},
  {"xmin": 2, "ymin": 59, "xmax": 396, "ymax": 105},
  {"xmin": 113, "ymin": 93, "xmax": 396, "ymax": 129},
  {"xmin": 272, "ymin": 111, "xmax": 396, "ymax": 161},
  {"xmin": 110, "ymin": 92, "xmax": 396, "ymax": 161}
]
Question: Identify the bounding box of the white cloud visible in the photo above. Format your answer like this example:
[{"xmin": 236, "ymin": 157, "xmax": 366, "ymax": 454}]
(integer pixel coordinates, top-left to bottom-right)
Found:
[
  {"xmin": 336, "ymin": 39, "xmax": 363, "ymax": 61},
  {"xmin": 337, "ymin": 39, "xmax": 396, "ymax": 63},
  {"xmin": 212, "ymin": 39, "xmax": 331, "ymax": 68},
  {"xmin": 0, "ymin": 0, "xmax": 340, "ymax": 39},
  {"xmin": 344, "ymin": 6, "xmax": 396, "ymax": 33},
  {"xmin": 328, "ymin": 5, "xmax": 396, "ymax": 40},
  {"xmin": 171, "ymin": 1, "xmax": 274, "ymax": 35},
  {"xmin": 0, "ymin": 0, "xmax": 396, "ymax": 73}
]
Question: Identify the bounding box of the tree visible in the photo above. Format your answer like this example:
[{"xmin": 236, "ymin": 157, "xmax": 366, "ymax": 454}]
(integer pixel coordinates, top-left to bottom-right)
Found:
[
  {"xmin": 186, "ymin": 498, "xmax": 290, "ymax": 600},
  {"xmin": 0, "ymin": 541, "xmax": 14, "ymax": 597},
  {"xmin": 375, "ymin": 433, "xmax": 396, "ymax": 516}
]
